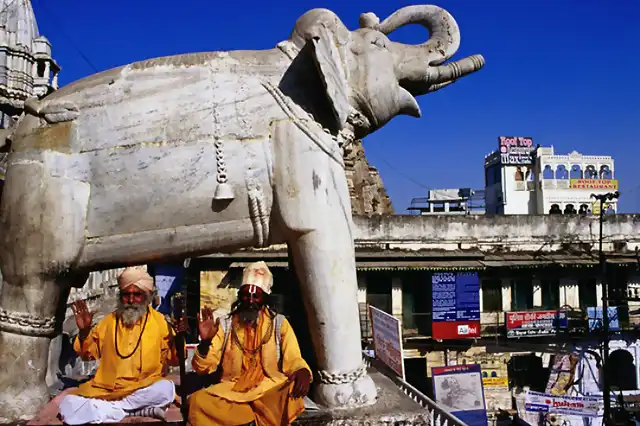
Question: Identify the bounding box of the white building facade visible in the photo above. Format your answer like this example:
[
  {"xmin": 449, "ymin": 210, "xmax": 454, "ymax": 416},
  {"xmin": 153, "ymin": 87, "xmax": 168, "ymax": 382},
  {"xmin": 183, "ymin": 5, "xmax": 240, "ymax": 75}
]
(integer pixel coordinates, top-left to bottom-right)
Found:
[{"xmin": 485, "ymin": 137, "xmax": 617, "ymax": 215}]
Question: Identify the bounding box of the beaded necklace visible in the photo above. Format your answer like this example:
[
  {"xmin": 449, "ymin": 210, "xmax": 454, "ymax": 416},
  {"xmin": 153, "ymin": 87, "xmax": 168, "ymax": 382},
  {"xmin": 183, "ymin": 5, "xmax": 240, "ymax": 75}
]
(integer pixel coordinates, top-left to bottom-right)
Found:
[{"xmin": 115, "ymin": 308, "xmax": 150, "ymax": 359}]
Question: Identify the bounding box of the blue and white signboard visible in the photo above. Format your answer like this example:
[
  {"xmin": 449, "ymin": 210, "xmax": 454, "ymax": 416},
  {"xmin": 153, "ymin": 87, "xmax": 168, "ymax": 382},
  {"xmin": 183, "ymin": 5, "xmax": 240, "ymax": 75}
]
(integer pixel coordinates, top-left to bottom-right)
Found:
[
  {"xmin": 587, "ymin": 306, "xmax": 620, "ymax": 332},
  {"xmin": 152, "ymin": 264, "xmax": 185, "ymax": 315},
  {"xmin": 432, "ymin": 272, "xmax": 481, "ymax": 339},
  {"xmin": 432, "ymin": 364, "xmax": 488, "ymax": 426}
]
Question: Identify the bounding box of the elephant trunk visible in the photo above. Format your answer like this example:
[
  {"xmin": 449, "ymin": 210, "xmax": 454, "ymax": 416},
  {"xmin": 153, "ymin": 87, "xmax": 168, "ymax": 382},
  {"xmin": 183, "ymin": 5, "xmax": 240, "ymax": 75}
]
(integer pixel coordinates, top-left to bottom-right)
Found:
[
  {"xmin": 360, "ymin": 5, "xmax": 485, "ymax": 95},
  {"xmin": 417, "ymin": 54, "xmax": 486, "ymax": 96}
]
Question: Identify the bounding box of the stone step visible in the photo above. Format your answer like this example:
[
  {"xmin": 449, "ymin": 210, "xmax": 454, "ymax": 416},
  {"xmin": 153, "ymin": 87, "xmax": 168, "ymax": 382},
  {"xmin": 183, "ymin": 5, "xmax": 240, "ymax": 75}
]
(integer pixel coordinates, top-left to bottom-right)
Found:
[{"xmin": 26, "ymin": 369, "xmax": 429, "ymax": 426}]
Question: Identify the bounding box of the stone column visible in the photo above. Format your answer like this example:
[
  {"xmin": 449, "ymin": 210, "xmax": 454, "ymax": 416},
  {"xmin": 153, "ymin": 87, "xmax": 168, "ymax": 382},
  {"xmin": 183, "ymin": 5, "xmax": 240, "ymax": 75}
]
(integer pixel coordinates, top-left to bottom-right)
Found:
[
  {"xmin": 596, "ymin": 278, "xmax": 603, "ymax": 308},
  {"xmin": 391, "ymin": 276, "xmax": 403, "ymax": 326},
  {"xmin": 357, "ymin": 273, "xmax": 367, "ymax": 305},
  {"xmin": 501, "ymin": 278, "xmax": 512, "ymax": 312},
  {"xmin": 479, "ymin": 284, "xmax": 484, "ymax": 312},
  {"xmin": 533, "ymin": 279, "xmax": 542, "ymax": 308}
]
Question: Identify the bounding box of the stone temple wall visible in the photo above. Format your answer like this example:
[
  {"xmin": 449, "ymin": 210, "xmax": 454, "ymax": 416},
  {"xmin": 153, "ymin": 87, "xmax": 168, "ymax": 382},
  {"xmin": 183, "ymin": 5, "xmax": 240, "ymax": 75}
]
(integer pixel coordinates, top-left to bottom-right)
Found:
[{"xmin": 344, "ymin": 139, "xmax": 394, "ymax": 216}]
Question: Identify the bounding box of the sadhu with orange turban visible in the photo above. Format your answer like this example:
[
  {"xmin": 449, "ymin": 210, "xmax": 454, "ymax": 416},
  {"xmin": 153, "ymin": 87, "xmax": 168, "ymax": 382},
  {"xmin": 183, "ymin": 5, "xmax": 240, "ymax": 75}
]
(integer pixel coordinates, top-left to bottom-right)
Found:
[
  {"xmin": 58, "ymin": 267, "xmax": 188, "ymax": 425},
  {"xmin": 187, "ymin": 261, "xmax": 312, "ymax": 426}
]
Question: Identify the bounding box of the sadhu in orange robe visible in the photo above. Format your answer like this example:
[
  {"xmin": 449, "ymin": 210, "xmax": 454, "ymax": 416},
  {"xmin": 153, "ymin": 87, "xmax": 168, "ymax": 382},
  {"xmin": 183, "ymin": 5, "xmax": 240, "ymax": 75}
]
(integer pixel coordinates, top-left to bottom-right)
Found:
[
  {"xmin": 188, "ymin": 308, "xmax": 312, "ymax": 426},
  {"xmin": 72, "ymin": 306, "xmax": 181, "ymax": 400}
]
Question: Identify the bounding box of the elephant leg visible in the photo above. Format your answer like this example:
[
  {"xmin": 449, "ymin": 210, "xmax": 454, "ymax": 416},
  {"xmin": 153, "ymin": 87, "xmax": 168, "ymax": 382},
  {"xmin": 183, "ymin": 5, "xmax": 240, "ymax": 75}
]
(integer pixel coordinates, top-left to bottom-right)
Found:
[
  {"xmin": 289, "ymin": 224, "xmax": 377, "ymax": 408},
  {"xmin": 0, "ymin": 152, "xmax": 89, "ymax": 422},
  {"xmin": 271, "ymin": 119, "xmax": 376, "ymax": 408}
]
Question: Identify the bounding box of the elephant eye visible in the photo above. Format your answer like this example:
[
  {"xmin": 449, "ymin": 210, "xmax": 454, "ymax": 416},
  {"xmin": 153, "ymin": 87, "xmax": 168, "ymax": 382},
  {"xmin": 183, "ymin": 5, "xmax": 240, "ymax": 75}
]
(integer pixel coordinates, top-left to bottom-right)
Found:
[{"xmin": 371, "ymin": 37, "xmax": 387, "ymax": 49}]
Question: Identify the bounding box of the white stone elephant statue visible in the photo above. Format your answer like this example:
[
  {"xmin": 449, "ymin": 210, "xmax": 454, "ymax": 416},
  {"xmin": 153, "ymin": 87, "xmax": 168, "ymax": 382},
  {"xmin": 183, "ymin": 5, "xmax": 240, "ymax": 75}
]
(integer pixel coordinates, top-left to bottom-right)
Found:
[{"xmin": 0, "ymin": 4, "xmax": 484, "ymax": 421}]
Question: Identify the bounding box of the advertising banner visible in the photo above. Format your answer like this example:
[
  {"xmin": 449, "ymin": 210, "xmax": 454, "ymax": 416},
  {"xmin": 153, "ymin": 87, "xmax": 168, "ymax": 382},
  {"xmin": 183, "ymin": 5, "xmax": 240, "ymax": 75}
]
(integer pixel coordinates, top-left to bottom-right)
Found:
[
  {"xmin": 432, "ymin": 364, "xmax": 488, "ymax": 426},
  {"xmin": 506, "ymin": 310, "xmax": 568, "ymax": 338},
  {"xmin": 569, "ymin": 179, "xmax": 618, "ymax": 190},
  {"xmin": 482, "ymin": 377, "xmax": 509, "ymax": 388},
  {"xmin": 432, "ymin": 272, "xmax": 481, "ymax": 340},
  {"xmin": 498, "ymin": 136, "xmax": 535, "ymax": 166},
  {"xmin": 524, "ymin": 391, "xmax": 600, "ymax": 417},
  {"xmin": 369, "ymin": 305, "xmax": 405, "ymax": 379}
]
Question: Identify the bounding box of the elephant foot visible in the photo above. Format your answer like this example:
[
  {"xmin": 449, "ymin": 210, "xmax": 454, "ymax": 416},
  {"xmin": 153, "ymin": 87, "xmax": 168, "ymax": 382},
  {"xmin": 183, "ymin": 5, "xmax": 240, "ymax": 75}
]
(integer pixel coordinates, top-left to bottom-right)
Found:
[
  {"xmin": 313, "ymin": 371, "xmax": 377, "ymax": 409},
  {"xmin": 0, "ymin": 331, "xmax": 52, "ymax": 422}
]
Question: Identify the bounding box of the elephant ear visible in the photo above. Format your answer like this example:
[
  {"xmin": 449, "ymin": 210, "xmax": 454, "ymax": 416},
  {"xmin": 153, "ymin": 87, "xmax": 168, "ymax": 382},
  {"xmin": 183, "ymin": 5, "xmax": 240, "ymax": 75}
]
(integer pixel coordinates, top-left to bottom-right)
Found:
[{"xmin": 307, "ymin": 25, "xmax": 350, "ymax": 130}]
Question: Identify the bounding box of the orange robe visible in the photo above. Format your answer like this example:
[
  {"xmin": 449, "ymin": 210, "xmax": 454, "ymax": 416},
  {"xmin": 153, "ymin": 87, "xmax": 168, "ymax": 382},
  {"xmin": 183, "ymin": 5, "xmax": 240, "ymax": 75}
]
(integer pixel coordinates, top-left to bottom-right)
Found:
[
  {"xmin": 188, "ymin": 309, "xmax": 311, "ymax": 426},
  {"xmin": 71, "ymin": 307, "xmax": 181, "ymax": 400}
]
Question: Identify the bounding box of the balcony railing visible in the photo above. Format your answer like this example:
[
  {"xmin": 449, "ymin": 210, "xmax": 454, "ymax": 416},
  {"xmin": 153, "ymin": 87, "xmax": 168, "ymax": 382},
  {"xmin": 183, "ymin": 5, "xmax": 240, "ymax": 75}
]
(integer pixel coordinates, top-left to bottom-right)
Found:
[{"xmin": 363, "ymin": 353, "xmax": 468, "ymax": 426}]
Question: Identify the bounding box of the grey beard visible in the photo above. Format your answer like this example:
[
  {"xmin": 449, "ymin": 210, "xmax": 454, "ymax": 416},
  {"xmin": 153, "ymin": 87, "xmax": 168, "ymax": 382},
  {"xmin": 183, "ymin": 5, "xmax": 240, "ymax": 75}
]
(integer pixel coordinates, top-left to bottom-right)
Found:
[
  {"xmin": 116, "ymin": 300, "xmax": 149, "ymax": 327},
  {"xmin": 237, "ymin": 307, "xmax": 260, "ymax": 325}
]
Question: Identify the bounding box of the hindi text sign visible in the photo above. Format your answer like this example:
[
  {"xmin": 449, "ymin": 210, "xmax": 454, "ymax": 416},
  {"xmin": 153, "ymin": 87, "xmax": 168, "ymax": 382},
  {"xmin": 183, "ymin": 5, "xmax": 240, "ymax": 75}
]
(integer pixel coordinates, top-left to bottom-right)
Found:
[
  {"xmin": 432, "ymin": 272, "xmax": 481, "ymax": 340},
  {"xmin": 369, "ymin": 305, "xmax": 405, "ymax": 379}
]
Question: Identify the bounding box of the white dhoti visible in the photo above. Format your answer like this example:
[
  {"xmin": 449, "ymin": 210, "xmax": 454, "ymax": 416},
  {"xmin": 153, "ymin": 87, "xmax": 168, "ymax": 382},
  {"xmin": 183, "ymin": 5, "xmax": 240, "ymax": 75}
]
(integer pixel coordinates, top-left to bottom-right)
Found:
[{"xmin": 59, "ymin": 379, "xmax": 175, "ymax": 425}]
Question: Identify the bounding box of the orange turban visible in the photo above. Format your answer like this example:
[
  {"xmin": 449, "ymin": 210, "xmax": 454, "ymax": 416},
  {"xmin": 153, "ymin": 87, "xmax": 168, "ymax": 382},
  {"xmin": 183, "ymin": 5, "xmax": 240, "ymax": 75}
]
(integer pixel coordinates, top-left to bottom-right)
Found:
[{"xmin": 118, "ymin": 267, "xmax": 154, "ymax": 293}]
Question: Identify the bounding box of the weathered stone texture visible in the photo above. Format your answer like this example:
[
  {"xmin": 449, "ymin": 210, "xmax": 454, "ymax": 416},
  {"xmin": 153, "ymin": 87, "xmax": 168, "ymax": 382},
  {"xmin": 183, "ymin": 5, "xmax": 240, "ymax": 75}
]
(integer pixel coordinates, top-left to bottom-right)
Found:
[{"xmin": 344, "ymin": 139, "xmax": 394, "ymax": 216}]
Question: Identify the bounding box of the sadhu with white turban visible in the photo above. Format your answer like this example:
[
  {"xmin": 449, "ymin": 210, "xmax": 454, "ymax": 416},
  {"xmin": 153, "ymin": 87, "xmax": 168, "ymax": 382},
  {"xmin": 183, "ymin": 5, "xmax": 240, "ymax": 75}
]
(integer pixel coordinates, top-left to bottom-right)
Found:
[
  {"xmin": 188, "ymin": 261, "xmax": 312, "ymax": 426},
  {"xmin": 58, "ymin": 267, "xmax": 188, "ymax": 425}
]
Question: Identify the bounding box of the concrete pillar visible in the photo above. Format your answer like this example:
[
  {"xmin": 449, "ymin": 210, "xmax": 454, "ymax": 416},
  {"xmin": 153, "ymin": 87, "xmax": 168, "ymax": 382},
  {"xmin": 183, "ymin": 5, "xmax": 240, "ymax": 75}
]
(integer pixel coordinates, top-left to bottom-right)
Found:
[
  {"xmin": 501, "ymin": 278, "xmax": 512, "ymax": 312},
  {"xmin": 44, "ymin": 61, "xmax": 51, "ymax": 81},
  {"xmin": 391, "ymin": 276, "xmax": 403, "ymax": 324},
  {"xmin": 533, "ymin": 279, "xmax": 542, "ymax": 308},
  {"xmin": 479, "ymin": 284, "xmax": 484, "ymax": 312},
  {"xmin": 560, "ymin": 278, "xmax": 579, "ymax": 308},
  {"xmin": 596, "ymin": 278, "xmax": 603, "ymax": 308},
  {"xmin": 357, "ymin": 273, "xmax": 367, "ymax": 305}
]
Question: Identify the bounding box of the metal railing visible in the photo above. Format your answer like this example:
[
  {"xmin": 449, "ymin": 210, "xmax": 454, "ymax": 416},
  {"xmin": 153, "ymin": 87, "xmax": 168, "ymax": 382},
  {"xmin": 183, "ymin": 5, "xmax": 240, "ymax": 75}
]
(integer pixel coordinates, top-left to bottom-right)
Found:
[{"xmin": 363, "ymin": 354, "xmax": 468, "ymax": 426}]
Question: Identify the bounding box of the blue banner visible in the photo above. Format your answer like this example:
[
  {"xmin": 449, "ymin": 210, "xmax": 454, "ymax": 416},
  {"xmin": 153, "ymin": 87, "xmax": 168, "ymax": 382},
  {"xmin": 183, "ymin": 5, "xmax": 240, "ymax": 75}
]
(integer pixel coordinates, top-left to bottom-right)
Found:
[
  {"xmin": 151, "ymin": 264, "xmax": 185, "ymax": 315},
  {"xmin": 432, "ymin": 272, "xmax": 480, "ymax": 322}
]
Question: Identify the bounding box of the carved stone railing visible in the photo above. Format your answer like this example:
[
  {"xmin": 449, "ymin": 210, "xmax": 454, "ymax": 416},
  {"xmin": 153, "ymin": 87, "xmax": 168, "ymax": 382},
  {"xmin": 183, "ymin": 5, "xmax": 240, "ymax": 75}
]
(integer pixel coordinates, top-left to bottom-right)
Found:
[{"xmin": 363, "ymin": 354, "xmax": 468, "ymax": 426}]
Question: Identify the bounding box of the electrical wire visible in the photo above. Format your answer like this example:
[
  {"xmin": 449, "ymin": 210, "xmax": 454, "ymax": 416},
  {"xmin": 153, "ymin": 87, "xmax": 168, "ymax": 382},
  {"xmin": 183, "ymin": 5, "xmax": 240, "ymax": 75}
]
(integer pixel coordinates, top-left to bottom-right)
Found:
[{"xmin": 34, "ymin": 0, "xmax": 99, "ymax": 73}]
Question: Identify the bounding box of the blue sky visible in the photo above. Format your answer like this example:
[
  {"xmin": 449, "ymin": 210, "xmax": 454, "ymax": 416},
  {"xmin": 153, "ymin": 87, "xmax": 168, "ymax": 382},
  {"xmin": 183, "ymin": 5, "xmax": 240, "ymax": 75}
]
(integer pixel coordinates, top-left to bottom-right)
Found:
[{"xmin": 32, "ymin": 0, "xmax": 640, "ymax": 213}]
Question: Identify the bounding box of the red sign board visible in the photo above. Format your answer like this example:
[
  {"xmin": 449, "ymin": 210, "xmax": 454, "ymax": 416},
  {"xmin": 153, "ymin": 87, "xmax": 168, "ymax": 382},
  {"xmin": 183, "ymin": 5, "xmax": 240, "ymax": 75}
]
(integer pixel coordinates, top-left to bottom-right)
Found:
[
  {"xmin": 505, "ymin": 310, "xmax": 568, "ymax": 338},
  {"xmin": 432, "ymin": 320, "xmax": 481, "ymax": 340}
]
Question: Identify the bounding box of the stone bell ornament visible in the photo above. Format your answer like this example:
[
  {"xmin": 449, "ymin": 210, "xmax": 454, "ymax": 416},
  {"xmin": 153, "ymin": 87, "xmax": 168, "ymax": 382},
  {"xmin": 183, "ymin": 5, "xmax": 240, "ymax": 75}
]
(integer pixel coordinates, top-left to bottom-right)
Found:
[{"xmin": 241, "ymin": 261, "xmax": 273, "ymax": 294}]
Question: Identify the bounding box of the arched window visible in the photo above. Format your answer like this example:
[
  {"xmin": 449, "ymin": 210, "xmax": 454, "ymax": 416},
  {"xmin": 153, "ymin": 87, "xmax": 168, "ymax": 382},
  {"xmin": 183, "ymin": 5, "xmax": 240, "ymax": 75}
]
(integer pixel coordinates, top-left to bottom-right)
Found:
[
  {"xmin": 570, "ymin": 165, "xmax": 582, "ymax": 179},
  {"xmin": 605, "ymin": 349, "xmax": 638, "ymax": 391},
  {"xmin": 514, "ymin": 167, "xmax": 524, "ymax": 182},
  {"xmin": 490, "ymin": 371, "xmax": 497, "ymax": 377},
  {"xmin": 555, "ymin": 165, "xmax": 568, "ymax": 180},
  {"xmin": 564, "ymin": 204, "xmax": 577, "ymax": 215},
  {"xmin": 543, "ymin": 165, "xmax": 554, "ymax": 180},
  {"xmin": 482, "ymin": 372, "xmax": 488, "ymax": 378},
  {"xmin": 585, "ymin": 165, "xmax": 597, "ymax": 179},
  {"xmin": 526, "ymin": 167, "xmax": 535, "ymax": 181},
  {"xmin": 600, "ymin": 165, "xmax": 612, "ymax": 179},
  {"xmin": 549, "ymin": 204, "xmax": 562, "ymax": 214},
  {"xmin": 579, "ymin": 204, "xmax": 589, "ymax": 215}
]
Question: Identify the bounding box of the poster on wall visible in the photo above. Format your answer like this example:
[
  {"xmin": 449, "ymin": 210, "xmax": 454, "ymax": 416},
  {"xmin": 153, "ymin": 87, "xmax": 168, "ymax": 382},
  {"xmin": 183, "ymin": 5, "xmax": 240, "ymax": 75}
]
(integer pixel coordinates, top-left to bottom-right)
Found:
[
  {"xmin": 369, "ymin": 305, "xmax": 405, "ymax": 379},
  {"xmin": 432, "ymin": 364, "xmax": 488, "ymax": 426},
  {"xmin": 432, "ymin": 272, "xmax": 481, "ymax": 340},
  {"xmin": 152, "ymin": 263, "xmax": 185, "ymax": 315}
]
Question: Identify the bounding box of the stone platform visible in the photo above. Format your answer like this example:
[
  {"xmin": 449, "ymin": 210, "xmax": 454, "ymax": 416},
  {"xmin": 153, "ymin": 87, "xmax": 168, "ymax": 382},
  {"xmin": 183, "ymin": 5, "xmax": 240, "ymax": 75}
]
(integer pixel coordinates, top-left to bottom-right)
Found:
[{"xmin": 19, "ymin": 368, "xmax": 428, "ymax": 426}]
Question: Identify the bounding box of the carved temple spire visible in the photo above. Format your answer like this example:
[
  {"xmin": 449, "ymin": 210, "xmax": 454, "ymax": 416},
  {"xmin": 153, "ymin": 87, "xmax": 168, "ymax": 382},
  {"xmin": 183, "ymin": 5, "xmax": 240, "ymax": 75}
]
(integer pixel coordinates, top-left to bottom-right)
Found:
[{"xmin": 0, "ymin": 0, "xmax": 59, "ymax": 118}]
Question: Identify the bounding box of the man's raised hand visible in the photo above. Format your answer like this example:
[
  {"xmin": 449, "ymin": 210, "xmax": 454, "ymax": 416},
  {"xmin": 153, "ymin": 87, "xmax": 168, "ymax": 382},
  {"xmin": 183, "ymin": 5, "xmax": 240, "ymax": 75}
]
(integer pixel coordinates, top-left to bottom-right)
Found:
[
  {"xmin": 196, "ymin": 306, "xmax": 219, "ymax": 341},
  {"xmin": 71, "ymin": 300, "xmax": 93, "ymax": 331}
]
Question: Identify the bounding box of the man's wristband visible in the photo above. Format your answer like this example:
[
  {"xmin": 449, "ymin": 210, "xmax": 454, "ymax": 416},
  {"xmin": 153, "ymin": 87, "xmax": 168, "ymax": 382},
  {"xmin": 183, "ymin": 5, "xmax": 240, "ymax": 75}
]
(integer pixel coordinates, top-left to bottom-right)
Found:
[
  {"xmin": 197, "ymin": 339, "xmax": 212, "ymax": 357},
  {"xmin": 78, "ymin": 327, "xmax": 92, "ymax": 343}
]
